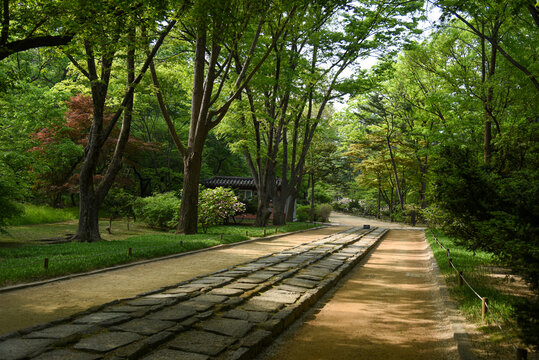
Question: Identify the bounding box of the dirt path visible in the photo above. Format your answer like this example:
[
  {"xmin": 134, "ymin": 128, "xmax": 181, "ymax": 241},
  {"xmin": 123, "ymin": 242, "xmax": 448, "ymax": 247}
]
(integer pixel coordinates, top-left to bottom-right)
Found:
[
  {"xmin": 258, "ymin": 228, "xmax": 460, "ymax": 360},
  {"xmin": 0, "ymin": 227, "xmax": 344, "ymax": 336}
]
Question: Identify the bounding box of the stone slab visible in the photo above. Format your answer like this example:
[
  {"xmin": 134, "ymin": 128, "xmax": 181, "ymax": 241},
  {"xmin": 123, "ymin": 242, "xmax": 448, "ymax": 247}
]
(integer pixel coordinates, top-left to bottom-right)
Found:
[
  {"xmin": 223, "ymin": 309, "xmax": 268, "ymax": 323},
  {"xmin": 192, "ymin": 294, "xmax": 228, "ymax": 304},
  {"xmin": 73, "ymin": 331, "xmax": 142, "ymax": 352},
  {"xmin": 201, "ymin": 318, "xmax": 253, "ymax": 338},
  {"xmin": 248, "ymin": 271, "xmax": 277, "ymax": 280},
  {"xmin": 147, "ymin": 306, "xmax": 197, "ymax": 321},
  {"xmin": 208, "ymin": 288, "xmax": 244, "ymax": 296},
  {"xmin": 73, "ymin": 312, "xmax": 128, "ymax": 325},
  {"xmin": 126, "ymin": 297, "xmax": 170, "ymax": 306},
  {"xmin": 168, "ymin": 330, "xmax": 236, "ymax": 356},
  {"xmin": 190, "ymin": 277, "xmax": 233, "ymax": 286},
  {"xmin": 142, "ymin": 349, "xmax": 209, "ymax": 360},
  {"xmin": 24, "ymin": 324, "xmax": 93, "ymax": 339},
  {"xmin": 282, "ymin": 277, "xmax": 318, "ymax": 289},
  {"xmin": 275, "ymin": 284, "xmax": 309, "ymax": 293},
  {"xmin": 180, "ymin": 300, "xmax": 214, "ymax": 312},
  {"xmin": 111, "ymin": 319, "xmax": 175, "ymax": 336},
  {"xmin": 0, "ymin": 338, "xmax": 54, "ymax": 360},
  {"xmin": 147, "ymin": 293, "xmax": 189, "ymax": 300},
  {"xmin": 237, "ymin": 277, "xmax": 265, "ymax": 284},
  {"xmin": 257, "ymin": 289, "xmax": 301, "ymax": 304},
  {"xmin": 33, "ymin": 349, "xmax": 101, "ymax": 360},
  {"xmin": 241, "ymin": 298, "xmax": 284, "ymax": 312},
  {"xmin": 105, "ymin": 304, "xmax": 146, "ymax": 313},
  {"xmin": 240, "ymin": 329, "xmax": 272, "ymax": 348},
  {"xmin": 226, "ymin": 282, "xmax": 259, "ymax": 290}
]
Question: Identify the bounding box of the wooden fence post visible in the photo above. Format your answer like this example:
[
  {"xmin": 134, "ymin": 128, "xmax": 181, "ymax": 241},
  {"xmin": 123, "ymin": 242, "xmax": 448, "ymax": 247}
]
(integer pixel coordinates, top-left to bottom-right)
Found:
[
  {"xmin": 44, "ymin": 258, "xmax": 49, "ymax": 270},
  {"xmin": 448, "ymin": 257, "xmax": 452, "ymax": 268},
  {"xmin": 128, "ymin": 248, "xmax": 132, "ymax": 256},
  {"xmin": 482, "ymin": 297, "xmax": 488, "ymax": 323},
  {"xmin": 458, "ymin": 271, "xmax": 463, "ymax": 287}
]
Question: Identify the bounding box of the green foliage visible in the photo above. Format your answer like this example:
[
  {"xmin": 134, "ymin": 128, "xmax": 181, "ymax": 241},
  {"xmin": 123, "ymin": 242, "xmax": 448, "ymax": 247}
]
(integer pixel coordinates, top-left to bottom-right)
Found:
[
  {"xmin": 0, "ymin": 177, "xmax": 23, "ymax": 232},
  {"xmin": 430, "ymin": 145, "xmax": 539, "ymax": 292},
  {"xmin": 5, "ymin": 204, "xmax": 77, "ymax": 226},
  {"xmin": 198, "ymin": 187, "xmax": 246, "ymax": 233},
  {"xmin": 103, "ymin": 188, "xmax": 136, "ymax": 219},
  {"xmin": 316, "ymin": 204, "xmax": 332, "ymax": 222},
  {"xmin": 133, "ymin": 192, "xmax": 181, "ymax": 230},
  {"xmin": 296, "ymin": 205, "xmax": 316, "ymax": 222}
]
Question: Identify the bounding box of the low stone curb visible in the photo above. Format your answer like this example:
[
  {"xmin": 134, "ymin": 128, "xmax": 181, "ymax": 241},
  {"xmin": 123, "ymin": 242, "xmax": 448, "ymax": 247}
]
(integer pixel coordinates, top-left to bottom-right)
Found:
[
  {"xmin": 424, "ymin": 232, "xmax": 476, "ymax": 360},
  {"xmin": 0, "ymin": 227, "xmax": 387, "ymax": 360},
  {"xmin": 0, "ymin": 225, "xmax": 329, "ymax": 294}
]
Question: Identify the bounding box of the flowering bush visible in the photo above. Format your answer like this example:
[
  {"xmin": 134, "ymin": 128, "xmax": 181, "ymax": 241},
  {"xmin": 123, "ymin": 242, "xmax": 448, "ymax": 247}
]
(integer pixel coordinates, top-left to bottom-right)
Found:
[{"xmin": 198, "ymin": 187, "xmax": 245, "ymax": 233}]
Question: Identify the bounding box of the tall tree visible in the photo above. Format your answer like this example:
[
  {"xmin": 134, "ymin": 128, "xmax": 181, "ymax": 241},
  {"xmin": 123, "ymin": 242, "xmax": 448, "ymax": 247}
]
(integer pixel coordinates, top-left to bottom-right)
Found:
[
  {"xmin": 150, "ymin": 0, "xmax": 298, "ymax": 234},
  {"xmin": 66, "ymin": 2, "xmax": 175, "ymax": 242}
]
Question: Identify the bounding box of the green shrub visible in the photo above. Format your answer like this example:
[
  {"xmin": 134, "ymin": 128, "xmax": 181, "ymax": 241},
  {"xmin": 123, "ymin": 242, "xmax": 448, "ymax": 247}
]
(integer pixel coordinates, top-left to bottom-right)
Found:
[
  {"xmin": 133, "ymin": 192, "xmax": 180, "ymax": 230},
  {"xmin": 296, "ymin": 204, "xmax": 318, "ymax": 222},
  {"xmin": 316, "ymin": 203, "xmax": 332, "ymax": 222}
]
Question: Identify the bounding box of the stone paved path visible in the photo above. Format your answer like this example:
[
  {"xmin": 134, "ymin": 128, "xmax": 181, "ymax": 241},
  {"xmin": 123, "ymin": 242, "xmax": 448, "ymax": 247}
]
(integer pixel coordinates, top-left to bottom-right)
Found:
[{"xmin": 0, "ymin": 227, "xmax": 387, "ymax": 360}]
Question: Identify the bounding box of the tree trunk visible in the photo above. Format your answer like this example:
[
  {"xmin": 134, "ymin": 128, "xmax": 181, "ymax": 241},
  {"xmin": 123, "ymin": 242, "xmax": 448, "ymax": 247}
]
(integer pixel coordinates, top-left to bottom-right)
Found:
[
  {"xmin": 377, "ymin": 177, "xmax": 381, "ymax": 219},
  {"xmin": 77, "ymin": 188, "xmax": 101, "ymax": 242},
  {"xmin": 310, "ymin": 173, "xmax": 315, "ymax": 222},
  {"xmin": 177, "ymin": 150, "xmax": 203, "ymax": 234},
  {"xmin": 286, "ymin": 187, "xmax": 298, "ymax": 222},
  {"xmin": 75, "ymin": 82, "xmax": 107, "ymax": 242},
  {"xmin": 272, "ymin": 188, "xmax": 287, "ymax": 226},
  {"xmin": 255, "ymin": 190, "xmax": 271, "ymax": 227},
  {"xmin": 387, "ymin": 135, "xmax": 404, "ymax": 211}
]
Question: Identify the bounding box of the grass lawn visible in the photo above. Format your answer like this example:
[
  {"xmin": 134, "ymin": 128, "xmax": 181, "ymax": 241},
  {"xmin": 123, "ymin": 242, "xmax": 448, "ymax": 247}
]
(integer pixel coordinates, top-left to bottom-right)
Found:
[
  {"xmin": 426, "ymin": 228, "xmax": 526, "ymax": 347},
  {"xmin": 0, "ymin": 220, "xmax": 317, "ymax": 287}
]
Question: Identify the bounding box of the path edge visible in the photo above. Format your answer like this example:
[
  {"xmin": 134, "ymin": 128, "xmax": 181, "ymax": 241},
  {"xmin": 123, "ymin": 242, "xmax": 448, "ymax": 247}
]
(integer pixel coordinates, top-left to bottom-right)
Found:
[
  {"xmin": 0, "ymin": 226, "xmax": 330, "ymax": 294},
  {"xmin": 424, "ymin": 230, "xmax": 476, "ymax": 360}
]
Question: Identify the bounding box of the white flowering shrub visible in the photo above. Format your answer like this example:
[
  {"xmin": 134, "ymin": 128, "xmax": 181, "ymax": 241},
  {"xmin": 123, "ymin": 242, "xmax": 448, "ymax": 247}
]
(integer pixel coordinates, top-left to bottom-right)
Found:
[{"xmin": 198, "ymin": 187, "xmax": 245, "ymax": 233}]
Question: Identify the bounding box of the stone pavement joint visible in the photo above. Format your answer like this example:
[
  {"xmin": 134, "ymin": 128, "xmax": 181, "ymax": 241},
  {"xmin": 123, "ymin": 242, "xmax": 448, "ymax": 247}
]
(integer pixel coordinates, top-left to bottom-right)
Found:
[{"xmin": 0, "ymin": 227, "xmax": 387, "ymax": 360}]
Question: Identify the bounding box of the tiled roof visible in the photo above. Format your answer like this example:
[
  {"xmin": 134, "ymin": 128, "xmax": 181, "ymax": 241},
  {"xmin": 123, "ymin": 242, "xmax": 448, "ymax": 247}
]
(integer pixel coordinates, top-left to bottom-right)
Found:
[{"xmin": 201, "ymin": 176, "xmax": 281, "ymax": 190}]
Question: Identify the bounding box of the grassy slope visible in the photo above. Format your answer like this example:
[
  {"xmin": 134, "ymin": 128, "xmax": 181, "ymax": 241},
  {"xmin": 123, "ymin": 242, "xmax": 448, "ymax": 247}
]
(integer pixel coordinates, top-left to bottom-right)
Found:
[
  {"xmin": 425, "ymin": 228, "xmax": 522, "ymax": 346},
  {"xmin": 0, "ymin": 221, "xmax": 316, "ymax": 287}
]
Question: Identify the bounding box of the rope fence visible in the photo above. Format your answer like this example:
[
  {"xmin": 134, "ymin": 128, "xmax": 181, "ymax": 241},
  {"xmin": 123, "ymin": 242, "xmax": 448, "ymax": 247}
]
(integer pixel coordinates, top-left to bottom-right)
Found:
[{"xmin": 428, "ymin": 229, "xmax": 529, "ymax": 360}]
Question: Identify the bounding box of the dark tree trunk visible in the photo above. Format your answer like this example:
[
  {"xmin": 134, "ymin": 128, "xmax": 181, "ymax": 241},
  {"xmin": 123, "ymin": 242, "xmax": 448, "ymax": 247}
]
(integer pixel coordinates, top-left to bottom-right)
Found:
[
  {"xmin": 72, "ymin": 21, "xmax": 174, "ymax": 242},
  {"xmin": 377, "ymin": 177, "xmax": 381, "ymax": 219},
  {"xmin": 77, "ymin": 188, "xmax": 101, "ymax": 242},
  {"xmin": 272, "ymin": 188, "xmax": 287, "ymax": 226},
  {"xmin": 310, "ymin": 173, "xmax": 315, "ymax": 222},
  {"xmin": 177, "ymin": 150, "xmax": 203, "ymax": 234}
]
